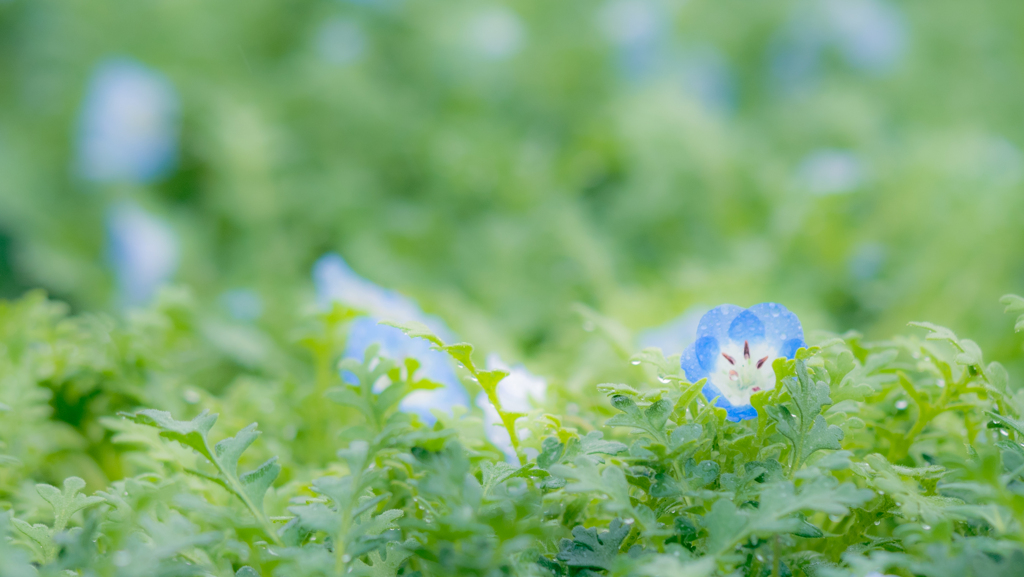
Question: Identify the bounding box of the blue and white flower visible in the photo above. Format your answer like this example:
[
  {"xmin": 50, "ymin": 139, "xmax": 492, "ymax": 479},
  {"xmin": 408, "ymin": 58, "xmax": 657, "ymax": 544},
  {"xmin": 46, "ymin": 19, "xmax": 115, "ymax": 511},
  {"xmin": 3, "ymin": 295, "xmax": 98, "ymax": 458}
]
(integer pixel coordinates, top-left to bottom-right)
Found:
[
  {"xmin": 680, "ymin": 303, "xmax": 806, "ymax": 421},
  {"xmin": 106, "ymin": 202, "xmax": 180, "ymax": 307},
  {"xmin": 475, "ymin": 353, "xmax": 547, "ymax": 462},
  {"xmin": 76, "ymin": 58, "xmax": 180, "ymax": 184},
  {"xmin": 313, "ymin": 253, "xmax": 467, "ymax": 421}
]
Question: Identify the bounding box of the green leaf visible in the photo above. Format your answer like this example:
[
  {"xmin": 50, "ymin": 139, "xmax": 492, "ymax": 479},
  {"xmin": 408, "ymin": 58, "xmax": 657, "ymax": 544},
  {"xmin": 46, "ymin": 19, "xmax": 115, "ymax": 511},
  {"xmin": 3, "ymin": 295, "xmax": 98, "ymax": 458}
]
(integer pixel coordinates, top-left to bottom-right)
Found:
[
  {"xmin": 606, "ymin": 395, "xmax": 672, "ymax": 442},
  {"xmin": 476, "ymin": 369, "xmax": 509, "ymax": 398},
  {"xmin": 36, "ymin": 476, "xmax": 103, "ymax": 533},
  {"xmin": 121, "ymin": 409, "xmax": 282, "ymax": 545},
  {"xmin": 1001, "ymin": 294, "xmax": 1024, "ymax": 332},
  {"xmin": 380, "ymin": 320, "xmax": 444, "ymax": 347},
  {"xmin": 350, "ymin": 540, "xmax": 415, "ymax": 577},
  {"xmin": 703, "ymin": 500, "xmax": 748, "ymax": 555},
  {"xmin": 122, "ymin": 409, "xmax": 218, "ymax": 462},
  {"xmin": 556, "ymin": 519, "xmax": 631, "ymax": 570},
  {"xmin": 10, "ymin": 477, "xmax": 102, "ymax": 563},
  {"xmin": 765, "ymin": 361, "xmax": 843, "ymax": 469},
  {"xmin": 0, "ymin": 513, "xmax": 35, "ymax": 577},
  {"xmin": 578, "ymin": 431, "xmax": 628, "ymax": 456}
]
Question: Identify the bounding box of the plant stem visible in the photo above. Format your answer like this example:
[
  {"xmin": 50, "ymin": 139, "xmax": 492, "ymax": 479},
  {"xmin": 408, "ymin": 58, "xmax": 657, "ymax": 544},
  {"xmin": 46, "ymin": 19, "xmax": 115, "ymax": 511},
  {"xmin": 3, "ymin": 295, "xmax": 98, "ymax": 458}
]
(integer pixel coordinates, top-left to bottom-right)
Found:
[
  {"xmin": 773, "ymin": 535, "xmax": 782, "ymax": 577},
  {"xmin": 204, "ymin": 439, "xmax": 283, "ymax": 547}
]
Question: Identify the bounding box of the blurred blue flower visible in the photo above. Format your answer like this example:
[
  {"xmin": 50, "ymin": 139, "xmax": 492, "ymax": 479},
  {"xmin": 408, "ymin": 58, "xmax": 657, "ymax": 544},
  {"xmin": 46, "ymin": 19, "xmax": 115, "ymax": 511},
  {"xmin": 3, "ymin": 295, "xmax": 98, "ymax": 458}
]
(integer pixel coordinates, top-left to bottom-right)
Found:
[
  {"xmin": 824, "ymin": 0, "xmax": 906, "ymax": 73},
  {"xmin": 796, "ymin": 149, "xmax": 865, "ymax": 195},
  {"xmin": 678, "ymin": 46, "xmax": 737, "ymax": 113},
  {"xmin": 77, "ymin": 58, "xmax": 180, "ymax": 183},
  {"xmin": 598, "ymin": 0, "xmax": 665, "ymax": 80},
  {"xmin": 314, "ymin": 18, "xmax": 367, "ymax": 66},
  {"xmin": 313, "ymin": 253, "xmax": 467, "ymax": 421},
  {"xmin": 106, "ymin": 202, "xmax": 179, "ymax": 307},
  {"xmin": 680, "ymin": 303, "xmax": 806, "ymax": 421},
  {"xmin": 849, "ymin": 242, "xmax": 886, "ymax": 281},
  {"xmin": 475, "ymin": 353, "xmax": 547, "ymax": 462},
  {"xmin": 220, "ymin": 288, "xmax": 264, "ymax": 322},
  {"xmin": 770, "ymin": 0, "xmax": 906, "ymax": 88},
  {"xmin": 466, "ymin": 6, "xmax": 525, "ymax": 61},
  {"xmin": 636, "ymin": 305, "xmax": 709, "ymax": 354}
]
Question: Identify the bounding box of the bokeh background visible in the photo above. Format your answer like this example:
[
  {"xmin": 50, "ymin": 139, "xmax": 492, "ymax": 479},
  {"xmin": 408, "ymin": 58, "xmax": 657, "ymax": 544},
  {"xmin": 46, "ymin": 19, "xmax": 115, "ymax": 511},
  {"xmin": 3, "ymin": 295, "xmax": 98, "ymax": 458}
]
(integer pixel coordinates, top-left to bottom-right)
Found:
[{"xmin": 1, "ymin": 0, "xmax": 1023, "ymax": 375}]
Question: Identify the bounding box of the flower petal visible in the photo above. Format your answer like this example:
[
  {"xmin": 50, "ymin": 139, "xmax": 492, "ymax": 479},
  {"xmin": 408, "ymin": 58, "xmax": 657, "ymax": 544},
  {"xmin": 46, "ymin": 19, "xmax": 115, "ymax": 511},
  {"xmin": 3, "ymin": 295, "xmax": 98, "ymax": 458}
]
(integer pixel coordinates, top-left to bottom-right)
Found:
[
  {"xmin": 748, "ymin": 302, "xmax": 805, "ymax": 352},
  {"xmin": 700, "ymin": 380, "xmax": 757, "ymax": 422},
  {"xmin": 694, "ymin": 304, "xmax": 745, "ymax": 342},
  {"xmin": 694, "ymin": 336, "xmax": 721, "ymax": 372},
  {"xmin": 727, "ymin": 310, "xmax": 766, "ymax": 342},
  {"xmin": 681, "ymin": 341, "xmax": 709, "ymax": 382},
  {"xmin": 778, "ymin": 337, "xmax": 806, "ymax": 359}
]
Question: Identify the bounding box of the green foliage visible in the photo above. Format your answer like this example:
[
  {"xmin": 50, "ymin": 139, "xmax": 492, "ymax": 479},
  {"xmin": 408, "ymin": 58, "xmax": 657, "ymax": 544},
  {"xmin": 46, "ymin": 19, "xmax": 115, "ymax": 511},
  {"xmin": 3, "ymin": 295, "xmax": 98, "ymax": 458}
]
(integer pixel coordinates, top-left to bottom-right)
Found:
[{"xmin": 3, "ymin": 292, "xmax": 1024, "ymax": 576}]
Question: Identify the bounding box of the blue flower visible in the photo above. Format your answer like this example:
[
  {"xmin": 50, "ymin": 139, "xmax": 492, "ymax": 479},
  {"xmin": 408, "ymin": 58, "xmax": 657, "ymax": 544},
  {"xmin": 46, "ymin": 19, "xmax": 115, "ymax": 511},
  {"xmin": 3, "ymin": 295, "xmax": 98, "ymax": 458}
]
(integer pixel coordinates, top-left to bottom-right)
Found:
[
  {"xmin": 106, "ymin": 202, "xmax": 179, "ymax": 307},
  {"xmin": 76, "ymin": 58, "xmax": 180, "ymax": 184},
  {"xmin": 680, "ymin": 303, "xmax": 806, "ymax": 422},
  {"xmin": 313, "ymin": 253, "xmax": 467, "ymax": 421}
]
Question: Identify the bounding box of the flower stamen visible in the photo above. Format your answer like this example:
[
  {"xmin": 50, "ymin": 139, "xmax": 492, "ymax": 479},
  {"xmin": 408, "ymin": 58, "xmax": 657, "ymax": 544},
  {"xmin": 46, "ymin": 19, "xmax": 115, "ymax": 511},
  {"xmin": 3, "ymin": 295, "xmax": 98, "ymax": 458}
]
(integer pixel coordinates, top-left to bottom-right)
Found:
[
  {"xmin": 756, "ymin": 356, "xmax": 769, "ymax": 369},
  {"xmin": 722, "ymin": 353, "xmax": 736, "ymax": 365},
  {"xmin": 743, "ymin": 340, "xmax": 750, "ymax": 360}
]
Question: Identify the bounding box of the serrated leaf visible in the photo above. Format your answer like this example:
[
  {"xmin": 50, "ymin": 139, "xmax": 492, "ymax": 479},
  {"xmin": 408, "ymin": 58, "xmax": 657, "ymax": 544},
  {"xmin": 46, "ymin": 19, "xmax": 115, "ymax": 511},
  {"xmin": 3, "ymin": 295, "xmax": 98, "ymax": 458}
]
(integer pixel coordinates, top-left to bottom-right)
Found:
[
  {"xmin": 578, "ymin": 431, "xmax": 628, "ymax": 456},
  {"xmin": 909, "ymin": 322, "xmax": 961, "ymax": 347},
  {"xmin": 606, "ymin": 396, "xmax": 672, "ymax": 442},
  {"xmin": 476, "ymin": 370, "xmax": 508, "ymax": 397},
  {"xmin": 441, "ymin": 342, "xmax": 475, "ymax": 371},
  {"xmin": 556, "ymin": 519, "xmax": 631, "ymax": 570},
  {"xmin": 703, "ymin": 500, "xmax": 749, "ymax": 555},
  {"xmin": 121, "ymin": 409, "xmax": 281, "ymax": 544},
  {"xmin": 42, "ymin": 478, "xmax": 103, "ymax": 533},
  {"xmin": 122, "ymin": 409, "xmax": 218, "ymax": 461},
  {"xmin": 11, "ymin": 518, "xmax": 56, "ymax": 562},
  {"xmin": 350, "ymin": 540, "xmax": 415, "ymax": 577},
  {"xmin": 241, "ymin": 457, "xmax": 281, "ymax": 514},
  {"xmin": 766, "ymin": 361, "xmax": 843, "ymax": 469},
  {"xmin": 380, "ymin": 320, "xmax": 444, "ymax": 347}
]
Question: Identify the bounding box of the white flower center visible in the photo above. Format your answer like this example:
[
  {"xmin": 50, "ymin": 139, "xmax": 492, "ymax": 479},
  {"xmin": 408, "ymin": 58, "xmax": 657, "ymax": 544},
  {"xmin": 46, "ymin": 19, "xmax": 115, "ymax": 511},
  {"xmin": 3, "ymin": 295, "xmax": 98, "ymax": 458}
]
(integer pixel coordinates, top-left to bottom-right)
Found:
[{"xmin": 708, "ymin": 339, "xmax": 777, "ymax": 406}]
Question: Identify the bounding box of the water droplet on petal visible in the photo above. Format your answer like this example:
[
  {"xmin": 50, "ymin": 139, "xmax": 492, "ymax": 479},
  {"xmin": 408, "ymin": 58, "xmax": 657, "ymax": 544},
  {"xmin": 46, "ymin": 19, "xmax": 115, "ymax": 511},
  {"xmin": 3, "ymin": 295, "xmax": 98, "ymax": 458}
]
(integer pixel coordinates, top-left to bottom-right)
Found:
[
  {"xmin": 1000, "ymin": 429, "xmax": 1010, "ymax": 436},
  {"xmin": 874, "ymin": 520, "xmax": 881, "ymax": 526},
  {"xmin": 895, "ymin": 400, "xmax": 909, "ymax": 410},
  {"xmin": 630, "ymin": 360, "xmax": 641, "ymax": 366},
  {"xmin": 658, "ymin": 376, "xmax": 670, "ymax": 383},
  {"xmin": 922, "ymin": 524, "xmax": 931, "ymax": 531}
]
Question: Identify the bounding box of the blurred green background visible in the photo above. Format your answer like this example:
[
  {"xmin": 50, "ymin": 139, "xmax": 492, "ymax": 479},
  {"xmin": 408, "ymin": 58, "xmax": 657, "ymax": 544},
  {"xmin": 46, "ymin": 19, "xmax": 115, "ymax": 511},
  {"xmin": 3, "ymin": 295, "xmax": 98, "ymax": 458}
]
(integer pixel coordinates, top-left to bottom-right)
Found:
[{"xmin": 1, "ymin": 0, "xmax": 1022, "ymax": 372}]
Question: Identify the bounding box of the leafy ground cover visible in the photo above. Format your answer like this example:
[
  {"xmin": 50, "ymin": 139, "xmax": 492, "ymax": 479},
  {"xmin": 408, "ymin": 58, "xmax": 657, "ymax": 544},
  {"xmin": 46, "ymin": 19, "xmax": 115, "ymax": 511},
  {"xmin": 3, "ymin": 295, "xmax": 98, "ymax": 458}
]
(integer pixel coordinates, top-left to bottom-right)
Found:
[{"xmin": 2, "ymin": 290, "xmax": 1024, "ymax": 576}]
